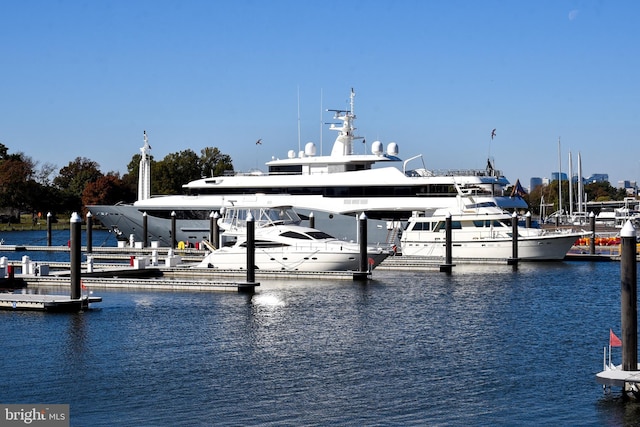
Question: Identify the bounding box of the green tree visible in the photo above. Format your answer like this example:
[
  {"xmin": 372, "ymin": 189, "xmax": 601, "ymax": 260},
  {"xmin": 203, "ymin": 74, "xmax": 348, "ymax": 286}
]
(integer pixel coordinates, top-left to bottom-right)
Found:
[
  {"xmin": 584, "ymin": 181, "xmax": 627, "ymax": 202},
  {"xmin": 200, "ymin": 147, "xmax": 233, "ymax": 177},
  {"xmin": 153, "ymin": 149, "xmax": 202, "ymax": 195},
  {"xmin": 53, "ymin": 157, "xmax": 102, "ymax": 211}
]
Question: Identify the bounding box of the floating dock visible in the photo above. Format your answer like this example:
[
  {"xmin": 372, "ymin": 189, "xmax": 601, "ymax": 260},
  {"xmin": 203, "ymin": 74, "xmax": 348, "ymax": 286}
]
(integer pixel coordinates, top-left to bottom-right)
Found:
[
  {"xmin": 596, "ymin": 364, "xmax": 640, "ymax": 390},
  {"xmin": 0, "ymin": 293, "xmax": 102, "ymax": 312}
]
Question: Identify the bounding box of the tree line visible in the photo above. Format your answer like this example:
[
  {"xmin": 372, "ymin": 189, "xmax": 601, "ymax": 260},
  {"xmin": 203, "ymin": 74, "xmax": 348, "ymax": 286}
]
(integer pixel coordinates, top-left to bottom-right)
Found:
[{"xmin": 0, "ymin": 142, "xmax": 233, "ymax": 223}]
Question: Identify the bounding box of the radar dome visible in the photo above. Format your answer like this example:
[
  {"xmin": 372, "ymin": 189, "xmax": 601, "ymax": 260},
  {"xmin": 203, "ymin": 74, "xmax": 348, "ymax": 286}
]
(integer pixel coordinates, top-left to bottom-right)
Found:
[
  {"xmin": 304, "ymin": 142, "xmax": 317, "ymax": 156},
  {"xmin": 371, "ymin": 140, "xmax": 383, "ymax": 155},
  {"xmin": 288, "ymin": 150, "xmax": 296, "ymax": 159},
  {"xmin": 387, "ymin": 142, "xmax": 399, "ymax": 156}
]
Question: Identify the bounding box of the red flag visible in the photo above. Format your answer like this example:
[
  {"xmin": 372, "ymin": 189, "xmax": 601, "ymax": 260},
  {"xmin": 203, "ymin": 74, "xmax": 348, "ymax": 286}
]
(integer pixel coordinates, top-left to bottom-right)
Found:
[{"xmin": 610, "ymin": 329, "xmax": 622, "ymax": 347}]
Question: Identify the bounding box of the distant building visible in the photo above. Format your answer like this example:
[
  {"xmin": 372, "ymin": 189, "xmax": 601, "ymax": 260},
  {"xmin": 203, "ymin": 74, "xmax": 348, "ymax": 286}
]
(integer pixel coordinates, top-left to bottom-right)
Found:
[
  {"xmin": 584, "ymin": 173, "xmax": 609, "ymax": 184},
  {"xmin": 530, "ymin": 177, "xmax": 543, "ymax": 191},
  {"xmin": 618, "ymin": 180, "xmax": 638, "ymax": 196},
  {"xmin": 551, "ymin": 172, "xmax": 568, "ymax": 181}
]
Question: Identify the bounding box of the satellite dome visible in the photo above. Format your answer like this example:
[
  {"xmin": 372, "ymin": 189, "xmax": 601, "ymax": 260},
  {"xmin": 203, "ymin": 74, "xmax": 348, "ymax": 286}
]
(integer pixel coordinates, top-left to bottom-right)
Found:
[
  {"xmin": 371, "ymin": 140, "xmax": 383, "ymax": 155},
  {"xmin": 287, "ymin": 150, "xmax": 296, "ymax": 159},
  {"xmin": 387, "ymin": 142, "xmax": 399, "ymax": 156},
  {"xmin": 304, "ymin": 142, "xmax": 317, "ymax": 156}
]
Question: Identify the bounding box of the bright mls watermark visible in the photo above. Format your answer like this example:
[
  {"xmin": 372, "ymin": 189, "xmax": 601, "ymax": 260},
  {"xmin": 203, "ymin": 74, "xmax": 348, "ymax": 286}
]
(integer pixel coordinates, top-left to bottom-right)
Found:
[{"xmin": 0, "ymin": 405, "xmax": 69, "ymax": 427}]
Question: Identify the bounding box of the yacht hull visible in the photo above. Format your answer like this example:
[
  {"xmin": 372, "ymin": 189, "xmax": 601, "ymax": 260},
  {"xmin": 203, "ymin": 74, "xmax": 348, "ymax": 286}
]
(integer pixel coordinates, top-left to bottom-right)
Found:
[
  {"xmin": 197, "ymin": 248, "xmax": 389, "ymax": 271},
  {"xmin": 401, "ymin": 233, "xmax": 581, "ymax": 260}
]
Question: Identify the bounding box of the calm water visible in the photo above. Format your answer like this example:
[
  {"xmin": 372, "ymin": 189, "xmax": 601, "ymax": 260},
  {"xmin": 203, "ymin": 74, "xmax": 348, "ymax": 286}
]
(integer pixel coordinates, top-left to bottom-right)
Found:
[{"xmin": 1, "ymin": 231, "xmax": 640, "ymax": 425}]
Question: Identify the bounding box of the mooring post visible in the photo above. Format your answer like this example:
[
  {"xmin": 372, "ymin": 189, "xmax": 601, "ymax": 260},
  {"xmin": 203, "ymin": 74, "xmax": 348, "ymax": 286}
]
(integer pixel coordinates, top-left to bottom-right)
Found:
[
  {"xmin": 525, "ymin": 211, "xmax": 531, "ymax": 228},
  {"xmin": 47, "ymin": 212, "xmax": 52, "ymax": 247},
  {"xmin": 210, "ymin": 211, "xmax": 220, "ymax": 249},
  {"xmin": 70, "ymin": 212, "xmax": 82, "ymax": 300},
  {"xmin": 445, "ymin": 213, "xmax": 452, "ymax": 265},
  {"xmin": 246, "ymin": 212, "xmax": 255, "ymax": 284},
  {"xmin": 171, "ymin": 211, "xmax": 176, "ymax": 249},
  {"xmin": 359, "ymin": 212, "xmax": 368, "ymax": 273},
  {"xmin": 142, "ymin": 212, "xmax": 148, "ymax": 248},
  {"xmin": 508, "ymin": 211, "xmax": 519, "ymax": 267},
  {"xmin": 589, "ymin": 212, "xmax": 596, "ymax": 255},
  {"xmin": 309, "ymin": 212, "xmax": 315, "ymax": 229},
  {"xmin": 440, "ymin": 212, "xmax": 453, "ymax": 273},
  {"xmin": 621, "ymin": 220, "xmax": 637, "ymax": 372},
  {"xmin": 86, "ymin": 211, "xmax": 93, "ymax": 254}
]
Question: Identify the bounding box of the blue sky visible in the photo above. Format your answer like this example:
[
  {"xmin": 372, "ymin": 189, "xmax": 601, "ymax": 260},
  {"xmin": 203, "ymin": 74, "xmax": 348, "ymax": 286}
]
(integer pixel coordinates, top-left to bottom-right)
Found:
[{"xmin": 2, "ymin": 0, "xmax": 639, "ymax": 188}]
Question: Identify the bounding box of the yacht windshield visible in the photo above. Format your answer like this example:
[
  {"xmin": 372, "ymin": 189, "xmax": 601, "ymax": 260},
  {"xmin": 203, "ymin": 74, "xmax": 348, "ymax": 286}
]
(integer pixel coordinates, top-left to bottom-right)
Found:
[
  {"xmin": 280, "ymin": 231, "xmax": 312, "ymax": 240},
  {"xmin": 306, "ymin": 231, "xmax": 334, "ymax": 239}
]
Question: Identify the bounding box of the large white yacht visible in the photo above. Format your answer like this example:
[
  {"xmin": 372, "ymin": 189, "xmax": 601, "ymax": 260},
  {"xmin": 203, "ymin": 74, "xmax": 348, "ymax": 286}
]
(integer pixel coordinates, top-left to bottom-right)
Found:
[{"xmin": 88, "ymin": 90, "xmax": 528, "ymax": 247}]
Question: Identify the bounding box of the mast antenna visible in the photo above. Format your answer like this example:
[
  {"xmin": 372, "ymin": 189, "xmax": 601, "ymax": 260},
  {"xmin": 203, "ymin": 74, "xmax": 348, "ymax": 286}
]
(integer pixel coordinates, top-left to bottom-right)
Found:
[
  {"xmin": 320, "ymin": 88, "xmax": 323, "ymax": 156},
  {"xmin": 297, "ymin": 86, "xmax": 301, "ymax": 153}
]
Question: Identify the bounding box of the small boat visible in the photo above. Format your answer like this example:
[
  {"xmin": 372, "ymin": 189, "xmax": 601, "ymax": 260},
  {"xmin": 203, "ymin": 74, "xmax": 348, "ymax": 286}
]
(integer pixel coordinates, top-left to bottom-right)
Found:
[
  {"xmin": 195, "ymin": 205, "xmax": 390, "ymax": 271},
  {"xmin": 400, "ymin": 197, "xmax": 587, "ymax": 261}
]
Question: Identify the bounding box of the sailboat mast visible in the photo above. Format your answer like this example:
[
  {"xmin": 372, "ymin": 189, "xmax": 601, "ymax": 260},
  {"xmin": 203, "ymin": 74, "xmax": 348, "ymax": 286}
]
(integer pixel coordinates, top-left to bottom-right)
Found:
[
  {"xmin": 568, "ymin": 151, "xmax": 574, "ymax": 218},
  {"xmin": 558, "ymin": 137, "xmax": 563, "ymax": 220},
  {"xmin": 578, "ymin": 152, "xmax": 584, "ymax": 214}
]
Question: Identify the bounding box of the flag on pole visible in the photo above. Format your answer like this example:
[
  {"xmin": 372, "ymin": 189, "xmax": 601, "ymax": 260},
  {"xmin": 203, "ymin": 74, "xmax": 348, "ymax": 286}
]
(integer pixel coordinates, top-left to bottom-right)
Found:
[
  {"xmin": 610, "ymin": 329, "xmax": 622, "ymax": 347},
  {"xmin": 491, "ymin": 128, "xmax": 496, "ymax": 140},
  {"xmin": 510, "ymin": 179, "xmax": 527, "ymax": 198}
]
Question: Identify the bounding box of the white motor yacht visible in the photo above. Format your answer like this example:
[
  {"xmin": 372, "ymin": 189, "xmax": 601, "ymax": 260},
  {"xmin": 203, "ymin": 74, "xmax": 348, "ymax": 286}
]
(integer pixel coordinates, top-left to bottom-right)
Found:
[
  {"xmin": 195, "ymin": 205, "xmax": 389, "ymax": 272},
  {"xmin": 401, "ymin": 197, "xmax": 587, "ymax": 261}
]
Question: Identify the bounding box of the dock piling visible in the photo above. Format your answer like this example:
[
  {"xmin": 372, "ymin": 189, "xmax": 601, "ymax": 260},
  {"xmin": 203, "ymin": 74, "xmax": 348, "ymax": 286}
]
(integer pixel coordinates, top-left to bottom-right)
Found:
[
  {"xmin": 353, "ymin": 213, "xmax": 371, "ymax": 280},
  {"xmin": 621, "ymin": 220, "xmax": 637, "ymax": 372},
  {"xmin": 210, "ymin": 211, "xmax": 220, "ymax": 249},
  {"xmin": 359, "ymin": 213, "xmax": 368, "ymax": 274},
  {"xmin": 508, "ymin": 211, "xmax": 519, "ymax": 267},
  {"xmin": 86, "ymin": 211, "xmax": 93, "ymax": 253},
  {"xmin": 142, "ymin": 212, "xmax": 148, "ymax": 248},
  {"xmin": 590, "ymin": 212, "xmax": 596, "ymax": 255},
  {"xmin": 47, "ymin": 212, "xmax": 52, "ymax": 247},
  {"xmin": 439, "ymin": 212, "xmax": 454, "ymax": 273},
  {"xmin": 171, "ymin": 211, "xmax": 176, "ymax": 249},
  {"xmin": 246, "ymin": 212, "xmax": 255, "ymax": 282},
  {"xmin": 70, "ymin": 212, "xmax": 82, "ymax": 300}
]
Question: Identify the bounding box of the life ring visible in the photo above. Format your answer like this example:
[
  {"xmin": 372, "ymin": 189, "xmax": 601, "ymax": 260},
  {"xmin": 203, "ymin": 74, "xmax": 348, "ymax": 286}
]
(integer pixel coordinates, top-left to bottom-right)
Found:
[{"xmin": 177, "ymin": 241, "xmax": 186, "ymax": 250}]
